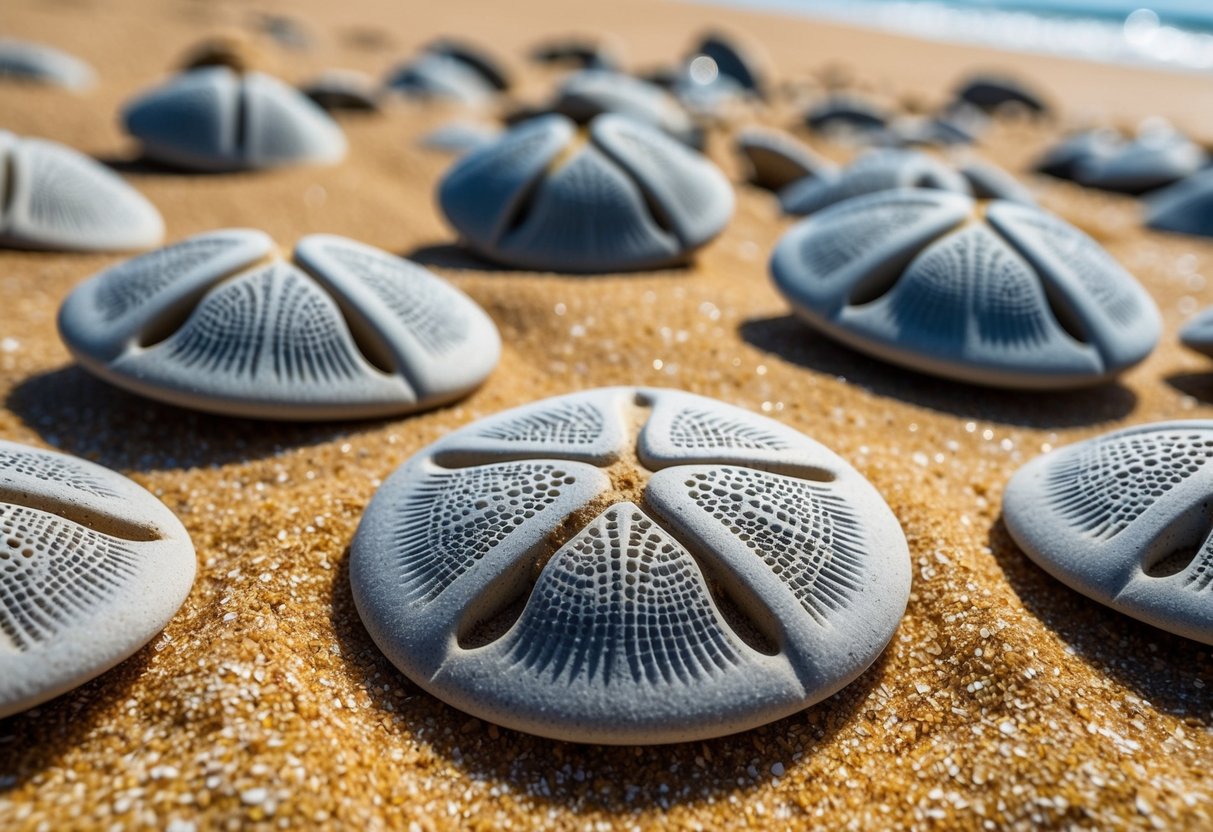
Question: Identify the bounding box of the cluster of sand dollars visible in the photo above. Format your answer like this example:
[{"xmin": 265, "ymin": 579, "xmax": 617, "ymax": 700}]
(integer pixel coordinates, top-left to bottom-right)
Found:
[{"xmin": 1, "ymin": 27, "xmax": 1213, "ymax": 745}]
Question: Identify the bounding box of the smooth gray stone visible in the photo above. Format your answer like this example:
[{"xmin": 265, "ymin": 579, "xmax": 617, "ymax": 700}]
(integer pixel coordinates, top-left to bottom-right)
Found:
[
  {"xmin": 778, "ymin": 149, "xmax": 970, "ymax": 216},
  {"xmin": 123, "ymin": 67, "xmax": 346, "ymax": 171},
  {"xmin": 686, "ymin": 31, "xmax": 767, "ymax": 97},
  {"xmin": 770, "ymin": 189, "xmax": 1161, "ymax": 389},
  {"xmin": 805, "ymin": 95, "xmax": 890, "ymax": 133},
  {"xmin": 301, "ymin": 69, "xmax": 381, "ymax": 112},
  {"xmin": 1035, "ymin": 129, "xmax": 1120, "ymax": 180},
  {"xmin": 1146, "ymin": 168, "xmax": 1213, "ymax": 238},
  {"xmin": 438, "ymin": 113, "xmax": 733, "ymax": 272},
  {"xmin": 954, "ymin": 73, "xmax": 1047, "ymax": 114},
  {"xmin": 350, "ymin": 386, "xmax": 911, "ymax": 744},
  {"xmin": 0, "ymin": 440, "xmax": 195, "ymax": 718},
  {"xmin": 1180, "ymin": 306, "xmax": 1213, "ymax": 357},
  {"xmin": 419, "ymin": 120, "xmax": 500, "ymax": 155},
  {"xmin": 552, "ymin": 69, "xmax": 701, "ymax": 147},
  {"xmin": 0, "ymin": 38, "xmax": 95, "ymax": 89},
  {"xmin": 0, "ymin": 130, "xmax": 163, "ymax": 252},
  {"xmin": 58, "ymin": 230, "xmax": 500, "ymax": 420},
  {"xmin": 1074, "ymin": 129, "xmax": 1207, "ymax": 194},
  {"xmin": 736, "ymin": 127, "xmax": 837, "ymax": 191},
  {"xmin": 959, "ymin": 160, "xmax": 1036, "ymax": 205},
  {"xmin": 1004, "ymin": 422, "xmax": 1213, "ymax": 644}
]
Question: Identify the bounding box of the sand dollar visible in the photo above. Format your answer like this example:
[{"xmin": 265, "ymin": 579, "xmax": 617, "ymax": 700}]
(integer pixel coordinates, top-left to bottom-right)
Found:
[
  {"xmin": 1004, "ymin": 422, "xmax": 1213, "ymax": 644},
  {"xmin": 1147, "ymin": 169, "xmax": 1213, "ymax": 239},
  {"xmin": 736, "ymin": 127, "xmax": 837, "ymax": 191},
  {"xmin": 58, "ymin": 230, "xmax": 500, "ymax": 420},
  {"xmin": 551, "ymin": 70, "xmax": 701, "ymax": 147},
  {"xmin": 779, "ymin": 149, "xmax": 970, "ymax": 216},
  {"xmin": 0, "ymin": 441, "xmax": 195, "ymax": 718},
  {"xmin": 438, "ymin": 113, "xmax": 733, "ymax": 273},
  {"xmin": 351, "ymin": 387, "xmax": 910, "ymax": 744},
  {"xmin": 122, "ymin": 66, "xmax": 346, "ymax": 171},
  {"xmin": 770, "ymin": 189, "xmax": 1161, "ymax": 389},
  {"xmin": 0, "ymin": 130, "xmax": 163, "ymax": 252},
  {"xmin": 1180, "ymin": 307, "xmax": 1213, "ymax": 357}
]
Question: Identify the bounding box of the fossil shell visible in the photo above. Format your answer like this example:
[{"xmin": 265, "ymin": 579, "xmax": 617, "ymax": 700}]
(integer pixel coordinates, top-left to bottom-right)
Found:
[
  {"xmin": 779, "ymin": 149, "xmax": 970, "ymax": 216},
  {"xmin": 736, "ymin": 127, "xmax": 837, "ymax": 191},
  {"xmin": 551, "ymin": 70, "xmax": 701, "ymax": 147},
  {"xmin": 0, "ymin": 131, "xmax": 163, "ymax": 252},
  {"xmin": 770, "ymin": 189, "xmax": 1161, "ymax": 389},
  {"xmin": 301, "ymin": 69, "xmax": 381, "ymax": 112},
  {"xmin": 1147, "ymin": 168, "xmax": 1213, "ymax": 239},
  {"xmin": 0, "ymin": 39, "xmax": 95, "ymax": 89},
  {"xmin": 1004, "ymin": 422, "xmax": 1213, "ymax": 644},
  {"xmin": 351, "ymin": 387, "xmax": 910, "ymax": 743},
  {"xmin": 123, "ymin": 66, "xmax": 347, "ymax": 171},
  {"xmin": 438, "ymin": 113, "xmax": 733, "ymax": 273},
  {"xmin": 0, "ymin": 441, "xmax": 195, "ymax": 717},
  {"xmin": 58, "ymin": 230, "xmax": 500, "ymax": 419},
  {"xmin": 953, "ymin": 73, "xmax": 1047, "ymax": 114}
]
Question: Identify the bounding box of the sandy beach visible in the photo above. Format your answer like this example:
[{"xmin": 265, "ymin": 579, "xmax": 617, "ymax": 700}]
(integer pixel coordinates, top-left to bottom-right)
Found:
[{"xmin": 1, "ymin": 0, "xmax": 1212, "ymax": 828}]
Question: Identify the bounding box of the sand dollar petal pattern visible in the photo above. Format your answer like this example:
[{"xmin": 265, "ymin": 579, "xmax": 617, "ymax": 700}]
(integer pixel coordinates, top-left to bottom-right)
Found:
[
  {"xmin": 779, "ymin": 149, "xmax": 970, "ymax": 216},
  {"xmin": 770, "ymin": 189, "xmax": 1160, "ymax": 389},
  {"xmin": 0, "ymin": 441, "xmax": 195, "ymax": 718},
  {"xmin": 439, "ymin": 113, "xmax": 732, "ymax": 273},
  {"xmin": 123, "ymin": 66, "xmax": 346, "ymax": 171},
  {"xmin": 58, "ymin": 230, "xmax": 499, "ymax": 419},
  {"xmin": 351, "ymin": 387, "xmax": 910, "ymax": 744},
  {"xmin": 1004, "ymin": 422, "xmax": 1213, "ymax": 644},
  {"xmin": 0, "ymin": 131, "xmax": 163, "ymax": 252}
]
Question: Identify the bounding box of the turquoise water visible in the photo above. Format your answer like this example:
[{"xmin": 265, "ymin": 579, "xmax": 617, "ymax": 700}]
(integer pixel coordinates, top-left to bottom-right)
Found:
[{"xmin": 689, "ymin": 0, "xmax": 1213, "ymax": 72}]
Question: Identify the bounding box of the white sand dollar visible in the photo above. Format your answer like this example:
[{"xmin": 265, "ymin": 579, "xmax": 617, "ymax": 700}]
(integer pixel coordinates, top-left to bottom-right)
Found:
[
  {"xmin": 438, "ymin": 113, "xmax": 733, "ymax": 273},
  {"xmin": 779, "ymin": 149, "xmax": 970, "ymax": 216},
  {"xmin": 552, "ymin": 70, "xmax": 700, "ymax": 147},
  {"xmin": 385, "ymin": 53, "xmax": 495, "ymax": 106},
  {"xmin": 1004, "ymin": 422, "xmax": 1213, "ymax": 644},
  {"xmin": 351, "ymin": 387, "xmax": 911, "ymax": 744},
  {"xmin": 0, "ymin": 441, "xmax": 195, "ymax": 718},
  {"xmin": 123, "ymin": 66, "xmax": 346, "ymax": 171},
  {"xmin": 0, "ymin": 131, "xmax": 163, "ymax": 252},
  {"xmin": 0, "ymin": 39, "xmax": 95, "ymax": 89},
  {"xmin": 770, "ymin": 189, "xmax": 1161, "ymax": 389},
  {"xmin": 1074, "ymin": 128, "xmax": 1206, "ymax": 194},
  {"xmin": 58, "ymin": 230, "xmax": 500, "ymax": 420}
]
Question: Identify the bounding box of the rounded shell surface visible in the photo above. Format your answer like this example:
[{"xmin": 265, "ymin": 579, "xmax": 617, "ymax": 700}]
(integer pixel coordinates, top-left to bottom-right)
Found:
[
  {"xmin": 770, "ymin": 189, "xmax": 1161, "ymax": 389},
  {"xmin": 0, "ymin": 441, "xmax": 195, "ymax": 717},
  {"xmin": 123, "ymin": 66, "xmax": 346, "ymax": 171},
  {"xmin": 1146, "ymin": 169, "xmax": 1213, "ymax": 239},
  {"xmin": 1004, "ymin": 422, "xmax": 1213, "ymax": 644},
  {"xmin": 58, "ymin": 230, "xmax": 500, "ymax": 420},
  {"xmin": 779, "ymin": 149, "xmax": 970, "ymax": 216},
  {"xmin": 0, "ymin": 39, "xmax": 95, "ymax": 89},
  {"xmin": 351, "ymin": 387, "xmax": 911, "ymax": 744},
  {"xmin": 438, "ymin": 114, "xmax": 733, "ymax": 273},
  {"xmin": 0, "ymin": 131, "xmax": 163, "ymax": 252}
]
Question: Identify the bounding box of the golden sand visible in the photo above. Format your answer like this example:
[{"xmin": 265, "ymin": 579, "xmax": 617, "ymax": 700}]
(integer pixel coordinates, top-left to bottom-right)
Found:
[{"xmin": 1, "ymin": 0, "xmax": 1212, "ymax": 828}]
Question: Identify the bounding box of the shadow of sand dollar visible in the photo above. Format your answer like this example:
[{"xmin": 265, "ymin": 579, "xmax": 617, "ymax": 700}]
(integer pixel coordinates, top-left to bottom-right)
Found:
[
  {"xmin": 740, "ymin": 315, "xmax": 1138, "ymax": 429},
  {"xmin": 6, "ymin": 366, "xmax": 387, "ymax": 472},
  {"xmin": 1166, "ymin": 372, "xmax": 1213, "ymax": 404},
  {"xmin": 327, "ymin": 548, "xmax": 884, "ymax": 812},
  {"xmin": 402, "ymin": 242, "xmax": 697, "ymax": 278},
  {"xmin": 987, "ymin": 518, "xmax": 1213, "ymax": 722}
]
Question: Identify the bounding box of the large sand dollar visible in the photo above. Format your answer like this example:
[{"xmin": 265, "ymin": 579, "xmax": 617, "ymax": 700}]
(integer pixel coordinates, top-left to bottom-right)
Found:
[
  {"xmin": 438, "ymin": 113, "xmax": 733, "ymax": 273},
  {"xmin": 58, "ymin": 230, "xmax": 500, "ymax": 420},
  {"xmin": 1004, "ymin": 422, "xmax": 1213, "ymax": 644},
  {"xmin": 770, "ymin": 189, "xmax": 1161, "ymax": 389},
  {"xmin": 351, "ymin": 387, "xmax": 911, "ymax": 744},
  {"xmin": 0, "ymin": 441, "xmax": 195, "ymax": 718}
]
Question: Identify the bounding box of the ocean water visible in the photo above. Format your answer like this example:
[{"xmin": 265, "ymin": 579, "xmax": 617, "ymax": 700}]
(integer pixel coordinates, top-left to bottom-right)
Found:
[{"xmin": 690, "ymin": 0, "xmax": 1213, "ymax": 73}]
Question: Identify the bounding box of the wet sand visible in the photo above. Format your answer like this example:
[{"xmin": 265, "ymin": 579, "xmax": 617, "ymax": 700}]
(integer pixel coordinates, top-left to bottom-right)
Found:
[{"xmin": 1, "ymin": 0, "xmax": 1212, "ymax": 828}]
